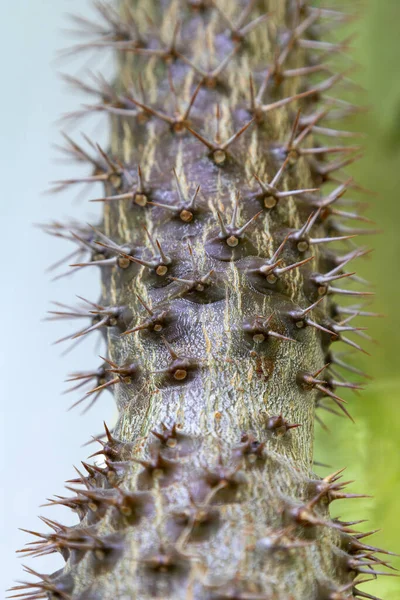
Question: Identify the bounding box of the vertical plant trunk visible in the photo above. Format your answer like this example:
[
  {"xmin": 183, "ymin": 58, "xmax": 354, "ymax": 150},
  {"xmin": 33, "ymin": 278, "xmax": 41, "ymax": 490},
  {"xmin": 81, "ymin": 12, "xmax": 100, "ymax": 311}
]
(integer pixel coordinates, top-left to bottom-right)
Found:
[{"xmin": 10, "ymin": 2, "xmax": 392, "ymax": 600}]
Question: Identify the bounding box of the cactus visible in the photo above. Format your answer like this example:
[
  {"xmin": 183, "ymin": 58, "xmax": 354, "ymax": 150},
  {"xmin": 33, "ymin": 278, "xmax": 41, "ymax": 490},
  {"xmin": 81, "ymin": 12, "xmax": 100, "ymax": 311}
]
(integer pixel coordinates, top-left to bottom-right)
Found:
[{"xmin": 9, "ymin": 1, "xmax": 396, "ymax": 599}]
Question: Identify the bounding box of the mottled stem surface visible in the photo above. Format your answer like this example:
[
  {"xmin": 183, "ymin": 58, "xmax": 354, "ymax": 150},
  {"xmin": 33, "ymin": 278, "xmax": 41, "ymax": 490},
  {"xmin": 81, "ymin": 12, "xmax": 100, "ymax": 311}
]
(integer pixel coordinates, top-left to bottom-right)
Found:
[{"xmin": 13, "ymin": 2, "xmax": 381, "ymax": 599}]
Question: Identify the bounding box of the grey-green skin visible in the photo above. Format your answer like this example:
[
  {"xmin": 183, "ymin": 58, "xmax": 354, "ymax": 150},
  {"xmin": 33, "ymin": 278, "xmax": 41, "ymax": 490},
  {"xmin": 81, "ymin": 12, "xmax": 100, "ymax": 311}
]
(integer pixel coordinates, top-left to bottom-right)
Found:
[{"xmin": 13, "ymin": 1, "xmax": 385, "ymax": 599}]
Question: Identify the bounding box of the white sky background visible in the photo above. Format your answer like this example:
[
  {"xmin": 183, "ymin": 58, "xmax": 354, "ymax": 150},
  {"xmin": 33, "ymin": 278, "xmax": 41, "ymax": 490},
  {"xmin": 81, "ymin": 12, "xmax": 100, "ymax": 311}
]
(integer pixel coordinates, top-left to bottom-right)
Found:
[{"xmin": 1, "ymin": 1, "xmax": 117, "ymax": 592}]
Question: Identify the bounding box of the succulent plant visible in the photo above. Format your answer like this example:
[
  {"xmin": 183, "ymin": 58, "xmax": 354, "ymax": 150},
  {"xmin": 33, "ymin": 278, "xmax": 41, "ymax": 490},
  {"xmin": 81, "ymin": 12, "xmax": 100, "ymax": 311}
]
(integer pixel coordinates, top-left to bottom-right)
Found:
[{"xmin": 9, "ymin": 2, "xmax": 396, "ymax": 599}]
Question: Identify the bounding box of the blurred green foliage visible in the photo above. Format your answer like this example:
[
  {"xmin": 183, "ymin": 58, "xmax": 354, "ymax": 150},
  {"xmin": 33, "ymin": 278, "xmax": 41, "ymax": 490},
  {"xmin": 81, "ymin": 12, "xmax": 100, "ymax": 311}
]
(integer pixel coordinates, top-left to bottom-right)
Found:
[{"xmin": 313, "ymin": 0, "xmax": 400, "ymax": 596}]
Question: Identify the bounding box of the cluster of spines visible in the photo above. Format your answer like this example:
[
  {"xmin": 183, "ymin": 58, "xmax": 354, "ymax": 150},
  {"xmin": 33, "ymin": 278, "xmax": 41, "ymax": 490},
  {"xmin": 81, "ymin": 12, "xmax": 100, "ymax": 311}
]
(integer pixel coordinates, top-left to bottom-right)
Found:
[
  {"xmin": 13, "ymin": 1, "xmax": 396, "ymax": 599},
  {"xmin": 11, "ymin": 421, "xmax": 397, "ymax": 600},
  {"xmin": 43, "ymin": 237, "xmax": 374, "ymax": 425}
]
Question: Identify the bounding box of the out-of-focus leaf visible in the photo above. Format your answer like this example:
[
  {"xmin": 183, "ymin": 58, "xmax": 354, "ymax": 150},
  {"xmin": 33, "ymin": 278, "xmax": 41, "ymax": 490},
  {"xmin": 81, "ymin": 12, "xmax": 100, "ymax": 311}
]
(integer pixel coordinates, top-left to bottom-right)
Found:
[{"xmin": 314, "ymin": 0, "xmax": 400, "ymax": 596}]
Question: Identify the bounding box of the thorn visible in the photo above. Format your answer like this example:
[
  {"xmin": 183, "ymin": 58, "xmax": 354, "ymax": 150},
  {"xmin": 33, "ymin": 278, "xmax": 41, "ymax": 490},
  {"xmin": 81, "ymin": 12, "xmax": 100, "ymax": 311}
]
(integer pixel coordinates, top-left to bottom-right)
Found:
[
  {"xmin": 214, "ymin": 194, "xmax": 262, "ymax": 247},
  {"xmin": 298, "ymin": 366, "xmax": 355, "ymax": 423},
  {"xmin": 152, "ymin": 337, "xmax": 201, "ymax": 381},
  {"xmin": 254, "ymin": 154, "xmax": 318, "ymax": 208},
  {"xmin": 150, "ymin": 171, "xmax": 200, "ymax": 222},
  {"xmin": 185, "ymin": 116, "xmax": 254, "ymax": 164},
  {"xmin": 265, "ymin": 414, "xmax": 301, "ymax": 435},
  {"xmin": 86, "ymin": 358, "xmax": 137, "ymax": 396},
  {"xmin": 244, "ymin": 315, "xmax": 296, "ymax": 344},
  {"xmin": 178, "ymin": 45, "xmax": 238, "ymax": 89}
]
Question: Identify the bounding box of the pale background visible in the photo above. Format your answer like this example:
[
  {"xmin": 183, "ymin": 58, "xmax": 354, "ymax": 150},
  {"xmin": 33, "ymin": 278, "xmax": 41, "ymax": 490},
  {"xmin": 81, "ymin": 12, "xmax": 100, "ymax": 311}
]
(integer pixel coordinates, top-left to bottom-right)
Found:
[
  {"xmin": 1, "ymin": 0, "xmax": 115, "ymax": 592},
  {"xmin": 1, "ymin": 1, "xmax": 400, "ymax": 598}
]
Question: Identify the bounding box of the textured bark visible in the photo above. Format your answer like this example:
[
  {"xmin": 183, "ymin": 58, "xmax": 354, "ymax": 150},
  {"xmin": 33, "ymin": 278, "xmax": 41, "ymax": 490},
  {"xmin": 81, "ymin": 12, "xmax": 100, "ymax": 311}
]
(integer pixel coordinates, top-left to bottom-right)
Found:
[{"xmin": 10, "ymin": 2, "xmax": 387, "ymax": 600}]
